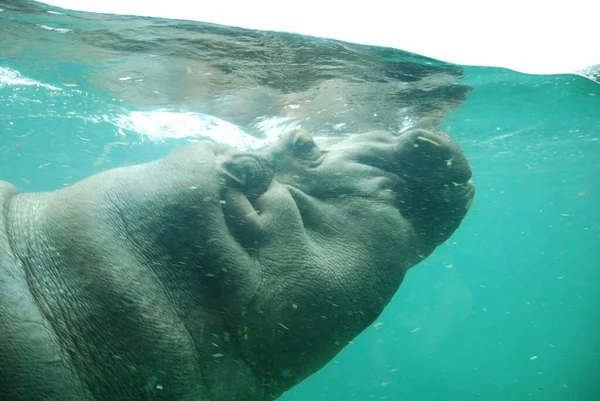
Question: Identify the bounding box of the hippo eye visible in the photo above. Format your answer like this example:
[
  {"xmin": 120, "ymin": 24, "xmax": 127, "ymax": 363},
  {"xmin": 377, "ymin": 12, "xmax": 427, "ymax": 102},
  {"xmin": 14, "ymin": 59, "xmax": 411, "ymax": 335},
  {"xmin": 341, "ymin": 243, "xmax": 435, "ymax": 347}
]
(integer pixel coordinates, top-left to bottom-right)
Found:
[{"xmin": 290, "ymin": 130, "xmax": 320, "ymax": 159}]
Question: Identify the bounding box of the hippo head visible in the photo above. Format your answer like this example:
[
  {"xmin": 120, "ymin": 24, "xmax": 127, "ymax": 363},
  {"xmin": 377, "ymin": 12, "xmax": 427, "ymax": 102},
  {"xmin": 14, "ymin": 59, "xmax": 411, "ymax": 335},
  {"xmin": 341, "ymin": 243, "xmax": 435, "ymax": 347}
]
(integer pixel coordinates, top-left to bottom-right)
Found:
[
  {"xmin": 211, "ymin": 128, "xmax": 474, "ymax": 393},
  {"xmin": 2, "ymin": 128, "xmax": 474, "ymax": 400}
]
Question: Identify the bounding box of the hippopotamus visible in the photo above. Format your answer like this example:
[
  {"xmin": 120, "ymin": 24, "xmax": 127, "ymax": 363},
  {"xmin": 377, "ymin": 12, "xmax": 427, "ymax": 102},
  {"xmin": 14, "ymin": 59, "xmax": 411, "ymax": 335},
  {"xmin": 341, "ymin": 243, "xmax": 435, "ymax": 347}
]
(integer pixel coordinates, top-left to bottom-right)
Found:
[{"xmin": 0, "ymin": 127, "xmax": 474, "ymax": 401}]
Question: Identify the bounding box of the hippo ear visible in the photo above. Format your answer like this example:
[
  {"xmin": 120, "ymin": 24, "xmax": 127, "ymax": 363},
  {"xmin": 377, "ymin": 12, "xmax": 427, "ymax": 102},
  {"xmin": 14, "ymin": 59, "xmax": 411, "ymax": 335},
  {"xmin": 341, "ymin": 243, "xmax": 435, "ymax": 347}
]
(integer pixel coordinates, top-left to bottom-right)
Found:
[
  {"xmin": 220, "ymin": 159, "xmax": 249, "ymax": 187},
  {"xmin": 218, "ymin": 153, "xmax": 273, "ymax": 190}
]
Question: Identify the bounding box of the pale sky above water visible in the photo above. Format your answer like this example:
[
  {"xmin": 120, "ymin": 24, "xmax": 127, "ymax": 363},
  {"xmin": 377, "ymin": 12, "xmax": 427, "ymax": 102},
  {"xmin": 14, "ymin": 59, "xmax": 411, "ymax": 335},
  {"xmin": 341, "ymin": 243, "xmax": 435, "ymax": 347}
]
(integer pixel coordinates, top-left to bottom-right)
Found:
[{"xmin": 38, "ymin": 0, "xmax": 599, "ymax": 75}]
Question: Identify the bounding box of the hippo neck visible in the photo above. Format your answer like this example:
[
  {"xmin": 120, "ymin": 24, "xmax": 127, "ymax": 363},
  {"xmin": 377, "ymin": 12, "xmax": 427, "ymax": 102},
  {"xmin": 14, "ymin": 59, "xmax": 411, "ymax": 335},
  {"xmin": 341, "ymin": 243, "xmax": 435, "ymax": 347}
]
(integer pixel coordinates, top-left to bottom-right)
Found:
[
  {"xmin": 0, "ymin": 183, "xmax": 99, "ymax": 399},
  {"xmin": 0, "ymin": 181, "xmax": 19, "ymax": 265},
  {"xmin": 3, "ymin": 185, "xmax": 272, "ymax": 401}
]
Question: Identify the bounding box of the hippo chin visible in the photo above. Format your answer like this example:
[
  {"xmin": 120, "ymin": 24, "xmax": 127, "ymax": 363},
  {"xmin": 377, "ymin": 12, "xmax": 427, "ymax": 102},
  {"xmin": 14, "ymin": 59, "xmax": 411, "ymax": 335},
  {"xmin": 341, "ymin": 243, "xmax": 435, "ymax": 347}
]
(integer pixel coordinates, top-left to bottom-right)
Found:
[{"xmin": 0, "ymin": 128, "xmax": 474, "ymax": 401}]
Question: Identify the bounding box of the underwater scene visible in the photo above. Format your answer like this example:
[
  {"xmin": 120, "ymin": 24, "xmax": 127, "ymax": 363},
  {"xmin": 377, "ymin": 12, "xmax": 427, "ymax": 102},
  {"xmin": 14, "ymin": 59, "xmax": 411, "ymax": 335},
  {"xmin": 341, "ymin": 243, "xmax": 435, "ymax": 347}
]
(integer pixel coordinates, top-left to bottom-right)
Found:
[{"xmin": 0, "ymin": 1, "xmax": 598, "ymax": 400}]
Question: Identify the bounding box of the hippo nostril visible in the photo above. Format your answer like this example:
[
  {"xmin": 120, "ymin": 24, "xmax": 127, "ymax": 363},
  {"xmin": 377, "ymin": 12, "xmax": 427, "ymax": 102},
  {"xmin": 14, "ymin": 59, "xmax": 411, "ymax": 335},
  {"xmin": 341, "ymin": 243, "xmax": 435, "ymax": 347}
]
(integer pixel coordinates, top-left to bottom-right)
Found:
[{"xmin": 396, "ymin": 128, "xmax": 472, "ymax": 185}]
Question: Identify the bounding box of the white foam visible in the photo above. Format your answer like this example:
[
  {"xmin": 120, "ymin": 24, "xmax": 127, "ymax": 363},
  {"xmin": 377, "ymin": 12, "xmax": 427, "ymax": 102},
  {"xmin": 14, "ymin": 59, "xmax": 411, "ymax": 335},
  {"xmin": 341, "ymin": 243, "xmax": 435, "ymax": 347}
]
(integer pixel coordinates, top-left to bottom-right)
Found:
[
  {"xmin": 0, "ymin": 67, "xmax": 61, "ymax": 90},
  {"xmin": 0, "ymin": 64, "xmax": 291, "ymax": 146},
  {"xmin": 37, "ymin": 24, "xmax": 73, "ymax": 33},
  {"xmin": 112, "ymin": 111, "xmax": 272, "ymax": 149}
]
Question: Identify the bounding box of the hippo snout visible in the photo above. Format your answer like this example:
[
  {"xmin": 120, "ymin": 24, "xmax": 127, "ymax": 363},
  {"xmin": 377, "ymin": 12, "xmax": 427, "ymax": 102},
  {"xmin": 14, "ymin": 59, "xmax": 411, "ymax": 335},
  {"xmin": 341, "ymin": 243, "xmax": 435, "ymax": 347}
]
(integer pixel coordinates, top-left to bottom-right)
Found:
[{"xmin": 396, "ymin": 129, "xmax": 472, "ymax": 186}]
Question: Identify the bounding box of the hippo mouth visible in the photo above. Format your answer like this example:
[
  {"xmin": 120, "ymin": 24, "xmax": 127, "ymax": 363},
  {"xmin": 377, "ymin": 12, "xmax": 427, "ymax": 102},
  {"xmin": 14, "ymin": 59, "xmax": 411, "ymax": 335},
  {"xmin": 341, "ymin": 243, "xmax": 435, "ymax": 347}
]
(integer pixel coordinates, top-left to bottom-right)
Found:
[{"xmin": 452, "ymin": 179, "xmax": 476, "ymax": 210}]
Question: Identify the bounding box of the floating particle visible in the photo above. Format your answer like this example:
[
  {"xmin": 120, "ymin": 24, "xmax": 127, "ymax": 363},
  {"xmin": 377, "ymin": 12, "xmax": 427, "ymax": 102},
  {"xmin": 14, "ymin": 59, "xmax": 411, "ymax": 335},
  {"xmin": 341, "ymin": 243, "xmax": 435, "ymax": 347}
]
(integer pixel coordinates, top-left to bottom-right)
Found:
[
  {"xmin": 529, "ymin": 356, "xmax": 538, "ymax": 360},
  {"xmin": 410, "ymin": 327, "xmax": 421, "ymax": 333},
  {"xmin": 373, "ymin": 322, "xmax": 384, "ymax": 329},
  {"xmin": 212, "ymin": 353, "xmax": 224, "ymax": 358},
  {"xmin": 15, "ymin": 131, "xmax": 32, "ymax": 138}
]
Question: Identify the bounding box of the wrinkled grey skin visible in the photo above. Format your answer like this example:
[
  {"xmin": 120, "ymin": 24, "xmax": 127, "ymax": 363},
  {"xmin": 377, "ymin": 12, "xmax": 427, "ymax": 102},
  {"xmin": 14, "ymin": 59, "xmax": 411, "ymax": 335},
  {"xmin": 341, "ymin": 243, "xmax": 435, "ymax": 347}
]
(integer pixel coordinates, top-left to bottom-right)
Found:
[{"xmin": 0, "ymin": 128, "xmax": 474, "ymax": 401}]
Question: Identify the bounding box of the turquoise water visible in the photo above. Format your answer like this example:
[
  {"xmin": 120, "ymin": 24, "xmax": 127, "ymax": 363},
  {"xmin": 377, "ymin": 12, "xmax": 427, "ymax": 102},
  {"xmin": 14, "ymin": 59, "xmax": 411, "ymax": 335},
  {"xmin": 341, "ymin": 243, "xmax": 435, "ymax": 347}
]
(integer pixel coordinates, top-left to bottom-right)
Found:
[{"xmin": 1, "ymin": 1, "xmax": 599, "ymax": 400}]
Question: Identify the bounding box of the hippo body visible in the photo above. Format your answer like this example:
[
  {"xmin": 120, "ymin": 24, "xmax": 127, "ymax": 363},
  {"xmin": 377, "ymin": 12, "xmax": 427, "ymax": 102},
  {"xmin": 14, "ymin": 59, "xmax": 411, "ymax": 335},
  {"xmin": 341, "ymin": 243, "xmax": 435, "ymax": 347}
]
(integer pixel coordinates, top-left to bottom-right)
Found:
[{"xmin": 0, "ymin": 128, "xmax": 474, "ymax": 400}]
